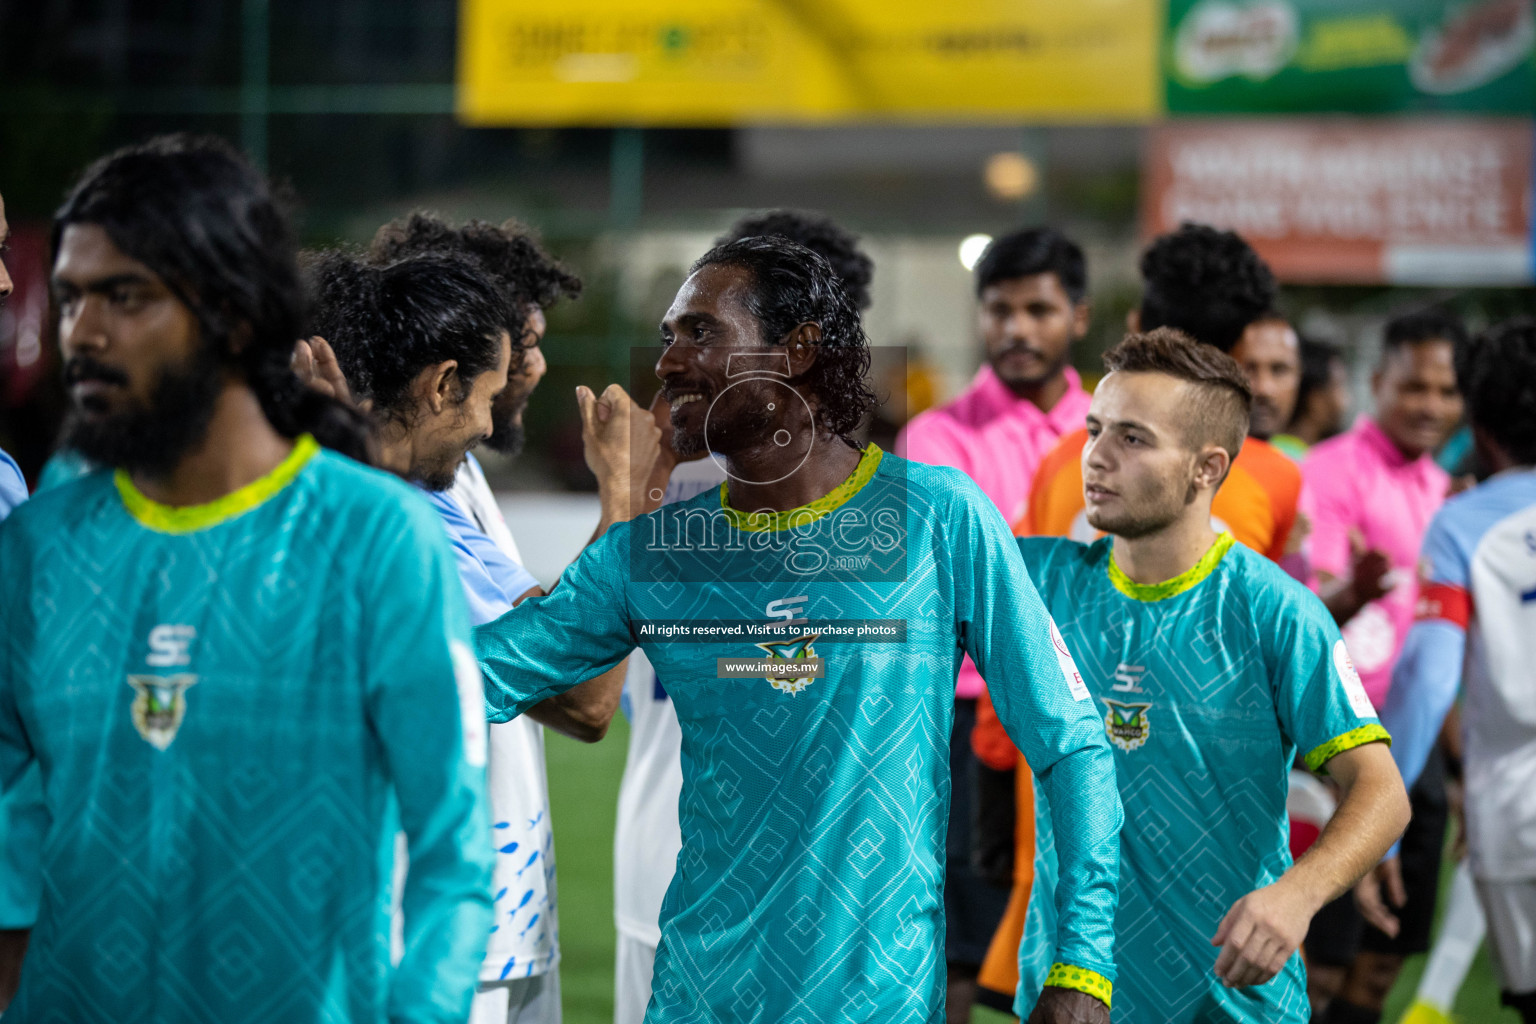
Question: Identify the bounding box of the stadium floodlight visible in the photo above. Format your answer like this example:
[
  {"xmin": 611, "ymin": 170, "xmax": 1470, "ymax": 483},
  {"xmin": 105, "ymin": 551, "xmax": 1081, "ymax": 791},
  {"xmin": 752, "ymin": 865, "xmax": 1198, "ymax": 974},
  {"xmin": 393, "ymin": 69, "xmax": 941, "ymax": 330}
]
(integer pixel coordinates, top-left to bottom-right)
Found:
[{"xmin": 958, "ymin": 234, "xmax": 992, "ymax": 272}]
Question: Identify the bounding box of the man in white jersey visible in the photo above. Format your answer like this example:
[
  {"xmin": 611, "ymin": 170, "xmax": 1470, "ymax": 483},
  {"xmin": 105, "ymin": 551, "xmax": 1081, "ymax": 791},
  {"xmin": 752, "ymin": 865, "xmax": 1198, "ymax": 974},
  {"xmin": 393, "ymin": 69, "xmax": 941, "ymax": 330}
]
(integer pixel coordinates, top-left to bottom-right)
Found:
[
  {"xmin": 1361, "ymin": 319, "xmax": 1536, "ymax": 1024},
  {"xmin": 609, "ymin": 211, "xmax": 871, "ymax": 1024},
  {"xmin": 307, "ymin": 217, "xmax": 654, "ymax": 1023}
]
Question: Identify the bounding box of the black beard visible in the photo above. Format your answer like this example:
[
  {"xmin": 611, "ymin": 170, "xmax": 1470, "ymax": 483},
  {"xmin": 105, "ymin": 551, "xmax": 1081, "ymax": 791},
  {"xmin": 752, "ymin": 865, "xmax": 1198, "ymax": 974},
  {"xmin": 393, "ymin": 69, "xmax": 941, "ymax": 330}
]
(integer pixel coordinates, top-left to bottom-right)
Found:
[
  {"xmin": 671, "ymin": 418, "xmax": 704, "ymax": 458},
  {"xmin": 60, "ymin": 346, "xmax": 224, "ymax": 477},
  {"xmin": 482, "ymin": 419, "xmax": 525, "ymax": 458},
  {"xmin": 692, "ymin": 387, "xmax": 778, "ymax": 457},
  {"xmin": 413, "ymin": 463, "xmax": 460, "ymax": 492},
  {"xmin": 995, "ymin": 347, "xmax": 1070, "ymax": 392}
]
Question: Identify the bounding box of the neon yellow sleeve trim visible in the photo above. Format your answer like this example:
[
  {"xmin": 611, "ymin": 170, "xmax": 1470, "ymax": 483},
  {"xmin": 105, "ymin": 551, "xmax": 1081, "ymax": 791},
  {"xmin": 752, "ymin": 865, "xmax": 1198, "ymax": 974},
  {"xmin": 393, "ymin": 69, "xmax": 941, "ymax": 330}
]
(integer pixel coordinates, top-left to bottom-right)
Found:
[
  {"xmin": 116, "ymin": 434, "xmax": 320, "ymax": 534},
  {"xmin": 1044, "ymin": 962, "xmax": 1112, "ymax": 1009},
  {"xmin": 720, "ymin": 443, "xmax": 883, "ymax": 533},
  {"xmin": 1304, "ymin": 723, "xmax": 1392, "ymax": 774}
]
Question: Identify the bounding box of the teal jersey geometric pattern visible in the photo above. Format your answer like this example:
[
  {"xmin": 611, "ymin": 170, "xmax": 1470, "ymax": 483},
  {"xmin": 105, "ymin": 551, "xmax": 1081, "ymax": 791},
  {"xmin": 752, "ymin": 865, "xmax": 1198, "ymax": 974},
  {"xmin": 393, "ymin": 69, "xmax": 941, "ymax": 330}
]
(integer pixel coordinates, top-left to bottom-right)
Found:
[
  {"xmin": 0, "ymin": 439, "xmax": 494, "ymax": 1023},
  {"xmin": 475, "ymin": 446, "xmax": 1123, "ymax": 1022},
  {"xmin": 0, "ymin": 448, "xmax": 94, "ymax": 930},
  {"xmin": 1014, "ymin": 534, "xmax": 1389, "ymax": 1024}
]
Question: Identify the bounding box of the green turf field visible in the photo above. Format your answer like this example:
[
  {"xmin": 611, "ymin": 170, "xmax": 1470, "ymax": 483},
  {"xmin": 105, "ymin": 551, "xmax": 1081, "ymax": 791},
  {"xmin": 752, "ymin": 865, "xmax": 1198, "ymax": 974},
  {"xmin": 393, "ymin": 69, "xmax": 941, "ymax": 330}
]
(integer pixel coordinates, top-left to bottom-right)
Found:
[{"xmin": 547, "ymin": 720, "xmax": 1515, "ymax": 1023}]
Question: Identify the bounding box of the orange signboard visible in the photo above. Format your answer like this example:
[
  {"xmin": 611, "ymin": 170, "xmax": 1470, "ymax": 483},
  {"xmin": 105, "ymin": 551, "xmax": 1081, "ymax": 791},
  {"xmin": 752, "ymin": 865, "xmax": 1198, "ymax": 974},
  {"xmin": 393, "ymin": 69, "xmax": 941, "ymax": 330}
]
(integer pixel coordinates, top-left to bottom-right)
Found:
[{"xmin": 1143, "ymin": 119, "xmax": 1534, "ymax": 284}]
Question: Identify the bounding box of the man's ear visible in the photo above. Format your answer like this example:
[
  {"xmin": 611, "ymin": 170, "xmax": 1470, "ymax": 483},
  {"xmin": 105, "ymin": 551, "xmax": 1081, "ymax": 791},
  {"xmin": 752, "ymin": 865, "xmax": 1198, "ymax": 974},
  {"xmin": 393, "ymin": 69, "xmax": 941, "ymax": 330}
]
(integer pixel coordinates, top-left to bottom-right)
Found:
[
  {"xmin": 783, "ymin": 322, "xmax": 822, "ymax": 377},
  {"xmin": 227, "ymin": 320, "xmax": 253, "ymax": 358},
  {"xmin": 1126, "ymin": 308, "xmax": 1141, "ymax": 333},
  {"xmin": 417, "ymin": 359, "xmax": 459, "ymax": 415},
  {"xmin": 1073, "ymin": 301, "xmax": 1092, "ymax": 339},
  {"xmin": 1194, "ymin": 445, "xmax": 1231, "ymax": 493}
]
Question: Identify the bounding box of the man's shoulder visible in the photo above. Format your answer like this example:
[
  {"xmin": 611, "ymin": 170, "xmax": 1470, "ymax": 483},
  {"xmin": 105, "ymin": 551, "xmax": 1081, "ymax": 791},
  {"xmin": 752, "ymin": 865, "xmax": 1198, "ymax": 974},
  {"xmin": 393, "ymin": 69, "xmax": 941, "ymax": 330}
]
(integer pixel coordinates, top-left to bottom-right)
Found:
[
  {"xmin": 1218, "ymin": 540, "xmax": 1328, "ymax": 629},
  {"xmin": 1238, "ymin": 437, "xmax": 1302, "ymax": 487},
  {"xmin": 310, "ymin": 449, "xmax": 424, "ymax": 506},
  {"xmin": 0, "ymin": 469, "xmax": 115, "ymax": 547},
  {"xmin": 1433, "ymin": 471, "xmax": 1536, "ymax": 554},
  {"xmin": 1016, "ymin": 534, "xmax": 1102, "ymax": 586},
  {"xmin": 306, "ymin": 450, "xmax": 447, "ymax": 546},
  {"xmin": 422, "ymin": 486, "xmax": 476, "ymax": 535},
  {"xmin": 882, "ymin": 452, "xmax": 989, "ymax": 511}
]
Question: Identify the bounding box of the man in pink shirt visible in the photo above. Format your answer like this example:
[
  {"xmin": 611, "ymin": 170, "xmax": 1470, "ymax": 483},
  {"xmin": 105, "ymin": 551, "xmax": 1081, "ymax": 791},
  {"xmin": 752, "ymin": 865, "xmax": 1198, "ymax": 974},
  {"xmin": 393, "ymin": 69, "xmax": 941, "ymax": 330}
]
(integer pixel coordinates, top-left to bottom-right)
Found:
[
  {"xmin": 895, "ymin": 226, "xmax": 1091, "ymax": 1022},
  {"xmin": 1301, "ymin": 308, "xmax": 1466, "ymax": 1024}
]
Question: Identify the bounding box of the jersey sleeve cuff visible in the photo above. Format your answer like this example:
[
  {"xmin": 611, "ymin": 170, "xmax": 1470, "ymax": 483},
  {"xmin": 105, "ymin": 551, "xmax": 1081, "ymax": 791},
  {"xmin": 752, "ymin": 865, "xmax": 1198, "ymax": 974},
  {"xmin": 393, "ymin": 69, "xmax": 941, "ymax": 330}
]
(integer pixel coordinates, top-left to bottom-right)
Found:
[
  {"xmin": 1044, "ymin": 963, "xmax": 1112, "ymax": 1009},
  {"xmin": 1304, "ymin": 723, "xmax": 1391, "ymax": 774}
]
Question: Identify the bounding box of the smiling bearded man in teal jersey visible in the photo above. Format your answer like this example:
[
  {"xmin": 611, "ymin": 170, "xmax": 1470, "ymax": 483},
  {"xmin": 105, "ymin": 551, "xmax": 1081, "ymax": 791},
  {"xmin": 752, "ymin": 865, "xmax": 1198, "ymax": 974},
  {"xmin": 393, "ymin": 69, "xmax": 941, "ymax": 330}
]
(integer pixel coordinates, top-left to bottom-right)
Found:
[
  {"xmin": 0, "ymin": 137, "xmax": 493, "ymax": 1022},
  {"xmin": 473, "ymin": 235, "xmax": 1123, "ymax": 1024},
  {"xmin": 1013, "ymin": 328, "xmax": 1411, "ymax": 1024}
]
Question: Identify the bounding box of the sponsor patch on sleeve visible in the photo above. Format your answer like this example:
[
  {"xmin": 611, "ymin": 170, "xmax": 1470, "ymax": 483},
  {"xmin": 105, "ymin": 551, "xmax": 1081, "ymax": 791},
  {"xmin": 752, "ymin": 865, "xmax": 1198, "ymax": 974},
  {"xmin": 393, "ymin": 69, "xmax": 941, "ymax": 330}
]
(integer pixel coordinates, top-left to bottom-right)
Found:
[
  {"xmin": 1332, "ymin": 639, "xmax": 1377, "ymax": 719},
  {"xmin": 450, "ymin": 639, "xmax": 489, "ymax": 768},
  {"xmin": 1050, "ymin": 620, "xmax": 1091, "ymax": 702}
]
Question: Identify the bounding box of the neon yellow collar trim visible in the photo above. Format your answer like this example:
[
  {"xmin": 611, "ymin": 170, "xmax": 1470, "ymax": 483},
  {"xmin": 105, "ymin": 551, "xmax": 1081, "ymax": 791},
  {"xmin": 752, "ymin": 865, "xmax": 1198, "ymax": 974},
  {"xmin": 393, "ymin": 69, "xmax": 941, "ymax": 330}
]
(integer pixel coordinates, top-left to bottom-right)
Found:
[
  {"xmin": 720, "ymin": 443, "xmax": 883, "ymax": 533},
  {"xmin": 1107, "ymin": 532, "xmax": 1235, "ymax": 602},
  {"xmin": 115, "ymin": 434, "xmax": 320, "ymax": 534}
]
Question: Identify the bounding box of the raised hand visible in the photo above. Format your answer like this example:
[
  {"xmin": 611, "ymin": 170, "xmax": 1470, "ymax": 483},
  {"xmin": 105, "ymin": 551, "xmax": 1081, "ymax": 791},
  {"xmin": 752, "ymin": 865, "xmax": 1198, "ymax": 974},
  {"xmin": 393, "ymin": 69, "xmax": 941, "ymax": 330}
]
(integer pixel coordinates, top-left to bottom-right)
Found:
[
  {"xmin": 579, "ymin": 383, "xmax": 662, "ymax": 536},
  {"xmin": 291, "ymin": 336, "xmax": 355, "ymax": 405},
  {"xmin": 1347, "ymin": 528, "xmax": 1393, "ymax": 607}
]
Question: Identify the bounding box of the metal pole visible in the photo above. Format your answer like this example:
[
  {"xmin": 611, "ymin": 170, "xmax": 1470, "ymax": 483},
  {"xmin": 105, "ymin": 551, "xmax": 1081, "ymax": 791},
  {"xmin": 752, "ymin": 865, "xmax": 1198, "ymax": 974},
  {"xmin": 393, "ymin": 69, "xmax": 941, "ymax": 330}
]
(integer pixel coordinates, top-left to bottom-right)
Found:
[
  {"xmin": 241, "ymin": 0, "xmax": 270, "ymax": 171},
  {"xmin": 608, "ymin": 127, "xmax": 644, "ymax": 229},
  {"xmin": 607, "ymin": 128, "xmax": 645, "ymax": 387}
]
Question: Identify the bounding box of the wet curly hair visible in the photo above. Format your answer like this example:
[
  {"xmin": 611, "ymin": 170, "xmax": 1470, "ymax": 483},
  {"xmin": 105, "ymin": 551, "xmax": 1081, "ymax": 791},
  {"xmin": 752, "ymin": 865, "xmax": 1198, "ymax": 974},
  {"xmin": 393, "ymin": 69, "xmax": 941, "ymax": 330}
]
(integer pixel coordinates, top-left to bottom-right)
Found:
[
  {"xmin": 308, "ymin": 249, "xmax": 516, "ymax": 425},
  {"xmin": 691, "ymin": 235, "xmax": 877, "ymax": 441},
  {"xmin": 719, "ymin": 210, "xmax": 874, "ymax": 311},
  {"xmin": 369, "ymin": 211, "xmax": 581, "ymax": 322},
  {"xmin": 1139, "ymin": 223, "xmax": 1277, "ymax": 353}
]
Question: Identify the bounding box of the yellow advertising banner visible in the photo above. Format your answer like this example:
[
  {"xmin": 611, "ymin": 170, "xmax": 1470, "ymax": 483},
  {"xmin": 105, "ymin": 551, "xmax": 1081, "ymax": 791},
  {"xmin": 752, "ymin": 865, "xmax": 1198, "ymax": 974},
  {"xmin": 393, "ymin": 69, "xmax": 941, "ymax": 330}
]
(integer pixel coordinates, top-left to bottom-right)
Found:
[{"xmin": 457, "ymin": 0, "xmax": 1159, "ymax": 125}]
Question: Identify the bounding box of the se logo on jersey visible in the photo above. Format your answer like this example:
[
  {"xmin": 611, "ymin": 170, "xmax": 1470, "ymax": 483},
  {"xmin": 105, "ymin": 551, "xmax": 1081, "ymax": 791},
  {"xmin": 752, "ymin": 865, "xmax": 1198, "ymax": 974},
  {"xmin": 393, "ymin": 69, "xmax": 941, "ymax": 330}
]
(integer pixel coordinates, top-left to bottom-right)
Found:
[
  {"xmin": 128, "ymin": 624, "xmax": 198, "ymax": 750},
  {"xmin": 1102, "ymin": 698, "xmax": 1152, "ymax": 753},
  {"xmin": 757, "ymin": 596, "xmax": 821, "ymax": 695}
]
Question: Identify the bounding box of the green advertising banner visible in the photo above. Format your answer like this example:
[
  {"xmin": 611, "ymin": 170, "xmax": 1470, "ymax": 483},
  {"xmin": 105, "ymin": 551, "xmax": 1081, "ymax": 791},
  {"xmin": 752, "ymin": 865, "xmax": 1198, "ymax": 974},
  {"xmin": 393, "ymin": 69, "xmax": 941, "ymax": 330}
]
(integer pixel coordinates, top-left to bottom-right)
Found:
[{"xmin": 1166, "ymin": 0, "xmax": 1536, "ymax": 113}]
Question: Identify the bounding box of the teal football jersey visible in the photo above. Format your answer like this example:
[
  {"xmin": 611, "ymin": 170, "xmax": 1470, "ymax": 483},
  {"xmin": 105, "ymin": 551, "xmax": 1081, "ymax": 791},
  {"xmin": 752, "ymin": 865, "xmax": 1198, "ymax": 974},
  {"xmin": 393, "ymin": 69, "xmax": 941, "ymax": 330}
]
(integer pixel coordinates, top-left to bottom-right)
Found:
[
  {"xmin": 475, "ymin": 445, "xmax": 1124, "ymax": 1021},
  {"xmin": 1014, "ymin": 534, "xmax": 1388, "ymax": 1024},
  {"xmin": 0, "ymin": 448, "xmax": 95, "ymax": 930},
  {"xmin": 0, "ymin": 437, "xmax": 494, "ymax": 1023}
]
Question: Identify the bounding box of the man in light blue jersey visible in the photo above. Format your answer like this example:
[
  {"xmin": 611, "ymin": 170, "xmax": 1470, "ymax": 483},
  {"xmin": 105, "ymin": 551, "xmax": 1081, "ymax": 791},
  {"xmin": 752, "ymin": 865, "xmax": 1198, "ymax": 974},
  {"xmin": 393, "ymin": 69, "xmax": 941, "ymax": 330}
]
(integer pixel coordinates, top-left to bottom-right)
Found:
[
  {"xmin": 1014, "ymin": 328, "xmax": 1410, "ymax": 1023},
  {"xmin": 0, "ymin": 136, "xmax": 493, "ymax": 1022},
  {"xmin": 311, "ymin": 238, "xmax": 657, "ymax": 1023},
  {"xmin": 1360, "ymin": 320, "xmax": 1536, "ymax": 1024},
  {"xmin": 475, "ymin": 235, "xmax": 1124, "ymax": 1024}
]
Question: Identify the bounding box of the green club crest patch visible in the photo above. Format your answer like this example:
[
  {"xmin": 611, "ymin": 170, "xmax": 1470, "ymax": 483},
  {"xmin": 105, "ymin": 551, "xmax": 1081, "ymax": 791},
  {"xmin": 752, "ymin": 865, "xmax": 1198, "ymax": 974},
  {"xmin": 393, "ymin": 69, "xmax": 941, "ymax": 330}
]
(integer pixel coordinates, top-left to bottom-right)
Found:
[
  {"xmin": 1102, "ymin": 698, "xmax": 1152, "ymax": 753},
  {"xmin": 754, "ymin": 634, "xmax": 820, "ymax": 695},
  {"xmin": 127, "ymin": 674, "xmax": 198, "ymax": 750}
]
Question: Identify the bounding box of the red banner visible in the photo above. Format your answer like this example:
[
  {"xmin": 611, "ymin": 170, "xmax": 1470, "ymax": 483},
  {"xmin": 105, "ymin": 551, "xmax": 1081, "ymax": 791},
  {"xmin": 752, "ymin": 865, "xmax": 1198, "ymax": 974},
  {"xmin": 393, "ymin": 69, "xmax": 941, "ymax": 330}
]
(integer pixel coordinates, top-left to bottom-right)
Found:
[{"xmin": 1143, "ymin": 119, "xmax": 1534, "ymax": 284}]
